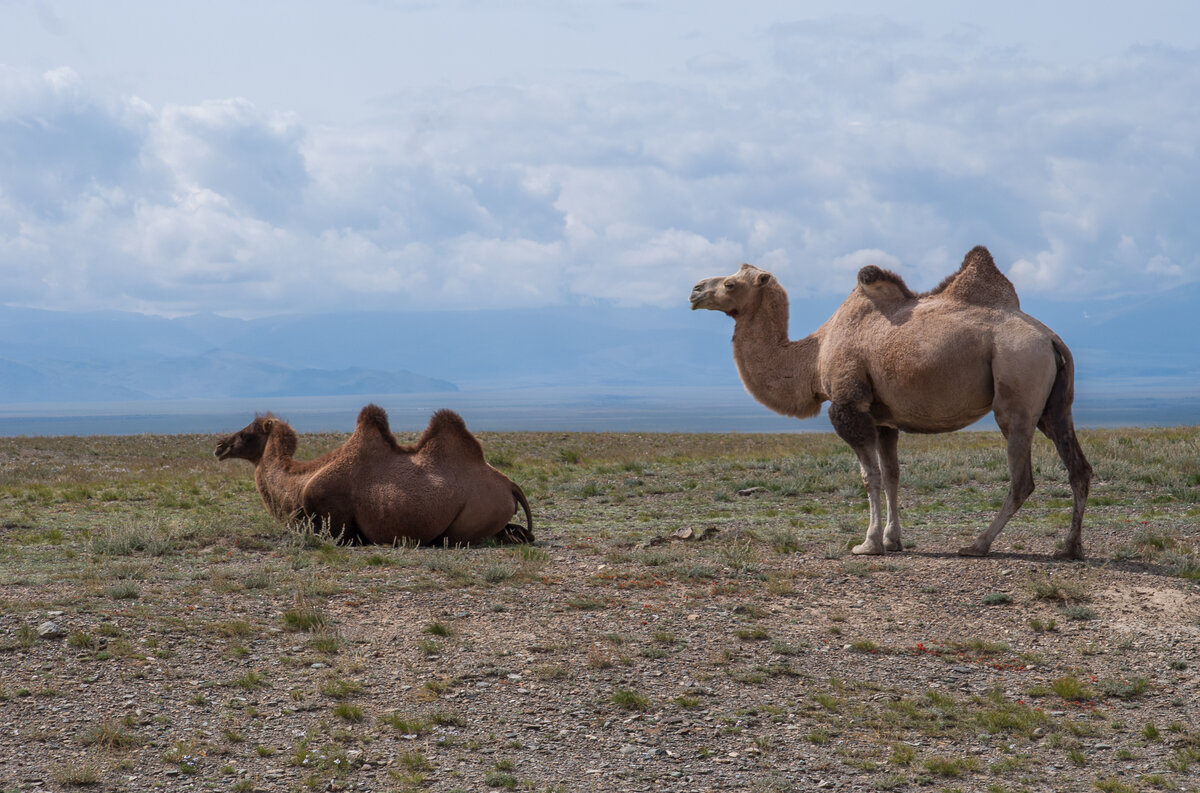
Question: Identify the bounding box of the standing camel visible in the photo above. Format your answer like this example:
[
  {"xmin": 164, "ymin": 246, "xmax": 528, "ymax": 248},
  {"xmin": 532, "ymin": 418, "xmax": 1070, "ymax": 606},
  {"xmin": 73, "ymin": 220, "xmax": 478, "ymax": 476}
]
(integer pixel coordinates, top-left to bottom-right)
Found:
[{"xmin": 689, "ymin": 246, "xmax": 1091, "ymax": 559}]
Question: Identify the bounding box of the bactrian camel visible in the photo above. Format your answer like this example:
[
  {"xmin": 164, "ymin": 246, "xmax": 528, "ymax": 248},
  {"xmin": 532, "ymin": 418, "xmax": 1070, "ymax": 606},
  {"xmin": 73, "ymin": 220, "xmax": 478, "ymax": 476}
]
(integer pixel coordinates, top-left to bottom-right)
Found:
[
  {"xmin": 215, "ymin": 404, "xmax": 534, "ymax": 546},
  {"xmin": 690, "ymin": 246, "xmax": 1092, "ymax": 559}
]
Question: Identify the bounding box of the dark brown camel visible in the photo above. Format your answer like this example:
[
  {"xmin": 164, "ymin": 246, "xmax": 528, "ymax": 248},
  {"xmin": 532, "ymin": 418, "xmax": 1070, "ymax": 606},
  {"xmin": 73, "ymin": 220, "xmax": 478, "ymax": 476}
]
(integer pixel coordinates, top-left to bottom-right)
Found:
[{"xmin": 215, "ymin": 405, "xmax": 533, "ymax": 546}]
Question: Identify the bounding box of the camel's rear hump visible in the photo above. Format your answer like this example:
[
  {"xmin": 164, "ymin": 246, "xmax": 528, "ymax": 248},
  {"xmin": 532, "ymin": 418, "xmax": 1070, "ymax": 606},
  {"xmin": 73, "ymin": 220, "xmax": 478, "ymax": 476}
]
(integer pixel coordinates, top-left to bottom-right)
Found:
[{"xmin": 928, "ymin": 245, "xmax": 1020, "ymax": 309}]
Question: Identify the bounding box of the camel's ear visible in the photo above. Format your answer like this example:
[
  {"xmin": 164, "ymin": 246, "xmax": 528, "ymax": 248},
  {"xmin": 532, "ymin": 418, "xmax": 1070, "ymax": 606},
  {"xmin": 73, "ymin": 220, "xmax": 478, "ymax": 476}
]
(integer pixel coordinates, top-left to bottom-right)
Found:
[
  {"xmin": 261, "ymin": 418, "xmax": 276, "ymax": 433},
  {"xmin": 754, "ymin": 271, "xmax": 774, "ymax": 287}
]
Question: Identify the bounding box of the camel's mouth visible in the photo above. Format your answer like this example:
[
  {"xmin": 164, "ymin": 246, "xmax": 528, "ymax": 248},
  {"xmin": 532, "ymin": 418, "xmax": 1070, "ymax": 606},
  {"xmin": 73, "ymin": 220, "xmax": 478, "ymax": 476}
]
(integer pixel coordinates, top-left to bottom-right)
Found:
[{"xmin": 214, "ymin": 444, "xmax": 232, "ymax": 461}]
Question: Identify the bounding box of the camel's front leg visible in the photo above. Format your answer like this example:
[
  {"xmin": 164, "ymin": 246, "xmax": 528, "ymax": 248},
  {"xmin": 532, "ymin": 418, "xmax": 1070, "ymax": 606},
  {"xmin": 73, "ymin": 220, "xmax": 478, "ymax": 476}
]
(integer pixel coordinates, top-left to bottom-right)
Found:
[
  {"xmin": 878, "ymin": 427, "xmax": 904, "ymax": 552},
  {"xmin": 829, "ymin": 402, "xmax": 886, "ymax": 555}
]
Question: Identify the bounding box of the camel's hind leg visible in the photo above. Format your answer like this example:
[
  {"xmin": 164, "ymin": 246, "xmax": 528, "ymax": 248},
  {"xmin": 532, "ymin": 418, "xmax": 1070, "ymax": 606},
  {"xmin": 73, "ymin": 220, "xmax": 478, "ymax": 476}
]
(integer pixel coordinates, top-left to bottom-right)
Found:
[
  {"xmin": 958, "ymin": 410, "xmax": 1036, "ymax": 557},
  {"xmin": 829, "ymin": 402, "xmax": 887, "ymax": 555},
  {"xmin": 878, "ymin": 427, "xmax": 904, "ymax": 552},
  {"xmin": 1038, "ymin": 410, "xmax": 1091, "ymax": 560}
]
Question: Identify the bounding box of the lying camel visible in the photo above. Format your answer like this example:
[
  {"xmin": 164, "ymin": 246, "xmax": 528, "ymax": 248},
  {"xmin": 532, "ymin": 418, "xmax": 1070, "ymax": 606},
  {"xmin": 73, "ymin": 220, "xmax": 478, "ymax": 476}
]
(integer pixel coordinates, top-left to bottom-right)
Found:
[
  {"xmin": 215, "ymin": 405, "xmax": 534, "ymax": 546},
  {"xmin": 690, "ymin": 246, "xmax": 1091, "ymax": 559}
]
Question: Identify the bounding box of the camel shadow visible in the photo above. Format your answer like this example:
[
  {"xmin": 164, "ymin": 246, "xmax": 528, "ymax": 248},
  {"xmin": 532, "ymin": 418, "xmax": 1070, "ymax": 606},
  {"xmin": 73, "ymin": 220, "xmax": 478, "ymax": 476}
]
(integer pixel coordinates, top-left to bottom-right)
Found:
[{"xmin": 902, "ymin": 548, "xmax": 1190, "ymax": 581}]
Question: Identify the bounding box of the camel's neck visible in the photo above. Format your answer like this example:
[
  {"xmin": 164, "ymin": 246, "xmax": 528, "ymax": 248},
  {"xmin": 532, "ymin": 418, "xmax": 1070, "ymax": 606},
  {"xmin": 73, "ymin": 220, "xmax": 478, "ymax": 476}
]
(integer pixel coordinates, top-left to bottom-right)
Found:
[
  {"xmin": 254, "ymin": 427, "xmax": 310, "ymax": 520},
  {"xmin": 731, "ymin": 288, "xmax": 824, "ymax": 420}
]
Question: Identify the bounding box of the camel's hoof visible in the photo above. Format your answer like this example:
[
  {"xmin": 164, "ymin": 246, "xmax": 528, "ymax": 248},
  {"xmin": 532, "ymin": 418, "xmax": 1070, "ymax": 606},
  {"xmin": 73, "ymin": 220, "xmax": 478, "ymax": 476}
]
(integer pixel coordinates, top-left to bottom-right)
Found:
[
  {"xmin": 884, "ymin": 540, "xmax": 903, "ymax": 553},
  {"xmin": 956, "ymin": 545, "xmax": 989, "ymax": 558},
  {"xmin": 851, "ymin": 541, "xmax": 884, "ymax": 556},
  {"xmin": 498, "ymin": 523, "xmax": 535, "ymax": 545},
  {"xmin": 1053, "ymin": 546, "xmax": 1084, "ymax": 561}
]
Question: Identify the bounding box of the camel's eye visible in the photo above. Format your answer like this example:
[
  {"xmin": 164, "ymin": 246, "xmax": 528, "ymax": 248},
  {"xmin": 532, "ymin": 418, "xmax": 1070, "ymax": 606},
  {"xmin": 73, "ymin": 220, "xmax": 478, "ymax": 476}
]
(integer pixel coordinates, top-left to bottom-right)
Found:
[{"xmin": 724, "ymin": 279, "xmax": 737, "ymax": 289}]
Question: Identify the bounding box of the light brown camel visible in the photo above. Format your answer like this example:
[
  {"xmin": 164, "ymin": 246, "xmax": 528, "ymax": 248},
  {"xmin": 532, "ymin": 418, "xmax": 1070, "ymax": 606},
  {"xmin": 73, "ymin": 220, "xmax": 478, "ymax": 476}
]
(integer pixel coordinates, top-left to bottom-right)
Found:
[
  {"xmin": 690, "ymin": 245, "xmax": 1092, "ymax": 559},
  {"xmin": 215, "ymin": 405, "xmax": 534, "ymax": 546}
]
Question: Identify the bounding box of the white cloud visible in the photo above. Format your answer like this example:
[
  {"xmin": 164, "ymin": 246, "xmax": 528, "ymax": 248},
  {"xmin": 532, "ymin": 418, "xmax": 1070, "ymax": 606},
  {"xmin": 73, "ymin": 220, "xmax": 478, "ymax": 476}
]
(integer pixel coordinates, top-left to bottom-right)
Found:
[{"xmin": 1, "ymin": 21, "xmax": 1199, "ymax": 317}]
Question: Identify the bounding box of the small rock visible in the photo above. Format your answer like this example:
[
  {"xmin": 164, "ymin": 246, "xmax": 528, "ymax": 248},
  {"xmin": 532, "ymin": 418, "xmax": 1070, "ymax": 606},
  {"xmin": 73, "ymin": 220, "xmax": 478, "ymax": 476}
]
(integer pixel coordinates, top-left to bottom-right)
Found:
[
  {"xmin": 37, "ymin": 621, "xmax": 63, "ymax": 639},
  {"xmin": 737, "ymin": 486, "xmax": 767, "ymax": 497}
]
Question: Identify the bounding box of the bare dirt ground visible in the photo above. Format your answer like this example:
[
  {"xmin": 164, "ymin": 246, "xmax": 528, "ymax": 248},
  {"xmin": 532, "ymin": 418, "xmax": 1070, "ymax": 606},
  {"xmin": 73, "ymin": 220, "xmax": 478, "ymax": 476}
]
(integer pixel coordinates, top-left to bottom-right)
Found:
[{"xmin": 1, "ymin": 428, "xmax": 1198, "ymax": 793}]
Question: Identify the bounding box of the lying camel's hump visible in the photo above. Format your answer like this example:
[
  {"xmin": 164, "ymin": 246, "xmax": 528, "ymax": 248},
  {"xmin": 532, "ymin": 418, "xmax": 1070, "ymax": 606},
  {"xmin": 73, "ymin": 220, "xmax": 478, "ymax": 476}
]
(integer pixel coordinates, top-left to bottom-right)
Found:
[
  {"xmin": 353, "ymin": 404, "xmax": 488, "ymax": 464},
  {"xmin": 416, "ymin": 409, "xmax": 488, "ymax": 462}
]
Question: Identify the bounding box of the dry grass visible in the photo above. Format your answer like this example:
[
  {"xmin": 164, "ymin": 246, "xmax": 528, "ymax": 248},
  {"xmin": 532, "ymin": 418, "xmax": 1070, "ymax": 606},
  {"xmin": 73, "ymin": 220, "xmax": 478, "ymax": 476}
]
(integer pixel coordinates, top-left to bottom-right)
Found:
[{"xmin": 1, "ymin": 426, "xmax": 1198, "ymax": 791}]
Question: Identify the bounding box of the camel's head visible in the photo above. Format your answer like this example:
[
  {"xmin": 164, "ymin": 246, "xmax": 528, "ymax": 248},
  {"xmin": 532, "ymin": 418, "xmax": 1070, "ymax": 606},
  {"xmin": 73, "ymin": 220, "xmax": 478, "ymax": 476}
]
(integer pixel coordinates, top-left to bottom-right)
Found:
[
  {"xmin": 689, "ymin": 263, "xmax": 776, "ymax": 319},
  {"xmin": 214, "ymin": 415, "xmax": 278, "ymax": 463}
]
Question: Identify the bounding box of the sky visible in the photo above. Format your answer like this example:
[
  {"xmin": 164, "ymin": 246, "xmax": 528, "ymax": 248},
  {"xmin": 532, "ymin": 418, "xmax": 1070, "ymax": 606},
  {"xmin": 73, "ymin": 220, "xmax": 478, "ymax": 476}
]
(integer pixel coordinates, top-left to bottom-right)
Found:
[{"xmin": 2, "ymin": 0, "xmax": 1199, "ymax": 318}]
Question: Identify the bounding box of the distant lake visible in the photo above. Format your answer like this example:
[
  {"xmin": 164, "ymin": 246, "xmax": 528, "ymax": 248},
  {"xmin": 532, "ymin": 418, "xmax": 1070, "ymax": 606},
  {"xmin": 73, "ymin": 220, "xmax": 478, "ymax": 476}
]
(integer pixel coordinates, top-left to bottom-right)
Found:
[{"xmin": 0, "ymin": 384, "xmax": 1196, "ymax": 437}]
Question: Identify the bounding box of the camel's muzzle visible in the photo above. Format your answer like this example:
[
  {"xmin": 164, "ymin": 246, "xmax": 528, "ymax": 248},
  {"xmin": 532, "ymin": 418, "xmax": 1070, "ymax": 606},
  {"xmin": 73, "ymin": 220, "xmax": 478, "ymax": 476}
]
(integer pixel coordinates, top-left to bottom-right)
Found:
[{"xmin": 689, "ymin": 279, "xmax": 718, "ymax": 310}]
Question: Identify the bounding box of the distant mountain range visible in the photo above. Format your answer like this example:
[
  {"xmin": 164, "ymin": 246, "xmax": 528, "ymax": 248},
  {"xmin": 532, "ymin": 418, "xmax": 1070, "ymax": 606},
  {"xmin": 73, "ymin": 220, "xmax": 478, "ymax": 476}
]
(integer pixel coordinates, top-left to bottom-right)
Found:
[{"xmin": 1, "ymin": 284, "xmax": 1197, "ymax": 404}]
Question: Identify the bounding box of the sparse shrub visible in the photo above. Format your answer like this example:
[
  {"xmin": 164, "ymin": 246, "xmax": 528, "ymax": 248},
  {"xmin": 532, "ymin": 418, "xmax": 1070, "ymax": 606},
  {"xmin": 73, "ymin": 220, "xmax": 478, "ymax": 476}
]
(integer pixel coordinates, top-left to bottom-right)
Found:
[
  {"xmin": 319, "ymin": 677, "xmax": 363, "ymax": 699},
  {"xmin": 1028, "ymin": 617, "xmax": 1057, "ymax": 633},
  {"xmin": 1030, "ymin": 577, "xmax": 1089, "ymax": 603},
  {"xmin": 79, "ymin": 720, "xmax": 143, "ymax": 749},
  {"xmin": 106, "ymin": 581, "xmax": 140, "ymax": 600},
  {"xmin": 282, "ymin": 605, "xmax": 327, "ymax": 633},
  {"xmin": 611, "ymin": 687, "xmax": 651, "ymax": 711},
  {"xmin": 425, "ymin": 621, "xmax": 452, "ymax": 637},
  {"xmin": 333, "ymin": 703, "xmax": 364, "ymax": 722},
  {"xmin": 1098, "ymin": 676, "xmax": 1149, "ymax": 700},
  {"xmin": 485, "ymin": 770, "xmax": 519, "ymax": 789},
  {"xmin": 52, "ymin": 760, "xmax": 101, "ymax": 786},
  {"xmin": 1050, "ymin": 675, "xmax": 1094, "ymax": 702},
  {"xmin": 923, "ymin": 755, "xmax": 979, "ymax": 777},
  {"xmin": 381, "ymin": 713, "xmax": 429, "ymax": 735}
]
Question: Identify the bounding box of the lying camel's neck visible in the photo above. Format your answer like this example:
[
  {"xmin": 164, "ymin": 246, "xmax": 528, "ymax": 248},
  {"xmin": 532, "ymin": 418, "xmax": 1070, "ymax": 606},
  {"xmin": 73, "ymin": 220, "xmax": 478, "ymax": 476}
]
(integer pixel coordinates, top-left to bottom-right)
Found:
[
  {"xmin": 254, "ymin": 425, "xmax": 314, "ymax": 520},
  {"xmin": 731, "ymin": 287, "xmax": 825, "ymax": 420}
]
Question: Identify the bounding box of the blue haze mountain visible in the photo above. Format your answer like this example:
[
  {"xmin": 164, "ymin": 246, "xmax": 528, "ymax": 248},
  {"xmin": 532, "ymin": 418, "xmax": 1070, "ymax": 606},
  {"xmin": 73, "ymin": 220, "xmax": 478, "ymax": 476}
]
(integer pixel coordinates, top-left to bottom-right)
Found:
[{"xmin": 0, "ymin": 284, "xmax": 1197, "ymax": 404}]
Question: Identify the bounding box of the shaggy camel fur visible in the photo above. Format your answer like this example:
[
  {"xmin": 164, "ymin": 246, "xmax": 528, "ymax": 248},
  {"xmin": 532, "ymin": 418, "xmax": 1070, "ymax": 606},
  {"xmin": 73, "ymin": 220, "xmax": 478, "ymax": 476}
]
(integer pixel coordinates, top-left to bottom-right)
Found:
[
  {"xmin": 215, "ymin": 405, "xmax": 533, "ymax": 546},
  {"xmin": 690, "ymin": 246, "xmax": 1092, "ymax": 559}
]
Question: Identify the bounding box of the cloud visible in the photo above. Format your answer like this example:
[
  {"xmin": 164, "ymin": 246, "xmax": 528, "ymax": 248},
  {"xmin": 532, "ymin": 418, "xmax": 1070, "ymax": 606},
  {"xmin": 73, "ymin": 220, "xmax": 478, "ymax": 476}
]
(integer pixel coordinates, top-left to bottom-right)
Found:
[{"xmin": 1, "ymin": 27, "xmax": 1199, "ymax": 317}]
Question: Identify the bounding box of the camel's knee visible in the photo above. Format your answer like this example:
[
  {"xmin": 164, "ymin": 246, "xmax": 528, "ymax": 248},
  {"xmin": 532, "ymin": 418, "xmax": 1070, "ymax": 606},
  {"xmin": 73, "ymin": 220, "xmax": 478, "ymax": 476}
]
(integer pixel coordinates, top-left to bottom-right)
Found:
[
  {"xmin": 829, "ymin": 401, "xmax": 876, "ymax": 449},
  {"xmin": 859, "ymin": 466, "xmax": 882, "ymax": 491}
]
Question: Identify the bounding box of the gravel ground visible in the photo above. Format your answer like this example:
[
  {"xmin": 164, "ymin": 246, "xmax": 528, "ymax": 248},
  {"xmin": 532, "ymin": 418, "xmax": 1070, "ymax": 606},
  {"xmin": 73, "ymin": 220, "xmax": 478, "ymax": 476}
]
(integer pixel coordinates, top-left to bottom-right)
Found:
[
  {"xmin": 3, "ymin": 530, "xmax": 1199, "ymax": 792},
  {"xmin": 1, "ymin": 429, "xmax": 1198, "ymax": 792}
]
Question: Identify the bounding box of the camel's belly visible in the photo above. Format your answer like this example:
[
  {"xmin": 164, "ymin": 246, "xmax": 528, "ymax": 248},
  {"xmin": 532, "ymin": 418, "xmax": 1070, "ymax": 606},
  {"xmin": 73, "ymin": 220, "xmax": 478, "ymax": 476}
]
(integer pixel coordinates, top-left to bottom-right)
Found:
[{"xmin": 874, "ymin": 402, "xmax": 992, "ymax": 434}]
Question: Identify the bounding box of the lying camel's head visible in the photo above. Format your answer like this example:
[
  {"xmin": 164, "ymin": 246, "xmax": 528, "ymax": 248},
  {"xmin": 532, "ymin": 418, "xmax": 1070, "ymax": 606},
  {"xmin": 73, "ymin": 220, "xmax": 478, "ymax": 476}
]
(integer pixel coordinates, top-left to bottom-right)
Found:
[
  {"xmin": 689, "ymin": 263, "xmax": 776, "ymax": 319},
  {"xmin": 214, "ymin": 415, "xmax": 279, "ymax": 463}
]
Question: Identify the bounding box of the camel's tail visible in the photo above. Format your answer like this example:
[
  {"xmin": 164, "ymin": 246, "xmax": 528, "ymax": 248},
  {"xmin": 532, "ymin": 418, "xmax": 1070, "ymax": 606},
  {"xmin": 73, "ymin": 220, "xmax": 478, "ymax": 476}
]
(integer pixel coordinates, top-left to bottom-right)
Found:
[
  {"xmin": 514, "ymin": 483, "xmax": 534, "ymax": 535},
  {"xmin": 1040, "ymin": 338, "xmax": 1078, "ymax": 434},
  {"xmin": 499, "ymin": 483, "xmax": 535, "ymax": 544},
  {"xmin": 1039, "ymin": 336, "xmax": 1093, "ymax": 558}
]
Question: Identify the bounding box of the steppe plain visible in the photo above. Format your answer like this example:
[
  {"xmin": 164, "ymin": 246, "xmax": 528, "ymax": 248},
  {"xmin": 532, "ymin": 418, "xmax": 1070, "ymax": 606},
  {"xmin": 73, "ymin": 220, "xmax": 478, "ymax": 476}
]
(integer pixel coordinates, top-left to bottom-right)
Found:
[{"xmin": 1, "ymin": 425, "xmax": 1198, "ymax": 792}]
